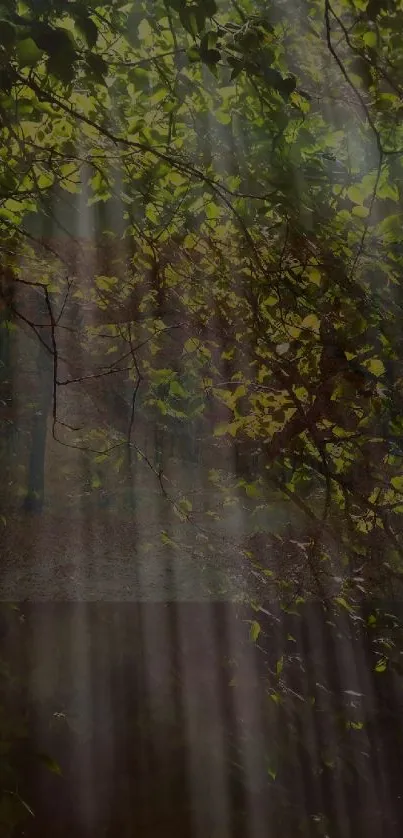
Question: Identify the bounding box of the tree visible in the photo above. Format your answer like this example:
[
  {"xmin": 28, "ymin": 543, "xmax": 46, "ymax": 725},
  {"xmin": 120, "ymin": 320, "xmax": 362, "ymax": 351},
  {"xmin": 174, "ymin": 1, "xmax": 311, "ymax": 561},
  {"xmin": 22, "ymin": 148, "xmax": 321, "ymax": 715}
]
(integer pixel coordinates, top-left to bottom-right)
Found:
[{"xmin": 2, "ymin": 1, "xmax": 403, "ymax": 833}]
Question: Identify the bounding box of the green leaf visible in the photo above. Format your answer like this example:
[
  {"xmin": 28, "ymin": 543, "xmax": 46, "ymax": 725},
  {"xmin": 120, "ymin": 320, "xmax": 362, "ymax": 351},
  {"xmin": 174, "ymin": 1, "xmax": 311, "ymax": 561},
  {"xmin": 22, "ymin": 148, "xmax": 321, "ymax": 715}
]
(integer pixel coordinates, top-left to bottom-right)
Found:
[
  {"xmin": 244, "ymin": 481, "xmax": 260, "ymax": 498},
  {"xmin": 186, "ymin": 45, "xmax": 200, "ymax": 62},
  {"xmin": 168, "ymin": 170, "xmax": 187, "ymax": 186},
  {"xmin": 306, "ymin": 267, "xmax": 321, "ymax": 285},
  {"xmin": 161, "ymin": 531, "xmax": 176, "ymax": 547},
  {"xmin": 363, "ymin": 30, "xmax": 377, "ymax": 47},
  {"xmin": 169, "ymin": 379, "xmax": 187, "ymax": 398},
  {"xmin": 215, "ymin": 109, "xmax": 231, "ymax": 124},
  {"xmin": 37, "ymin": 172, "xmax": 55, "ymax": 189},
  {"xmin": 206, "ymin": 201, "xmax": 221, "ymax": 220},
  {"xmin": 391, "ymin": 475, "xmax": 403, "ymax": 492},
  {"xmin": 250, "ymin": 620, "xmax": 261, "ymax": 642},
  {"xmin": 16, "ymin": 37, "xmax": 43, "ymax": 66},
  {"xmin": 276, "ymin": 656, "xmax": 284, "ymax": 676},
  {"xmin": 179, "ymin": 496, "xmax": 192, "ymax": 512},
  {"xmin": 138, "ymin": 18, "xmax": 152, "ymax": 41},
  {"xmin": 377, "ymin": 180, "xmax": 399, "ymax": 201},
  {"xmin": 352, "ymin": 205, "xmax": 370, "ymax": 218},
  {"xmin": 334, "ymin": 596, "xmax": 353, "ymax": 612},
  {"xmin": 95, "ymin": 275, "xmax": 118, "ymax": 291},
  {"xmin": 365, "ymin": 358, "xmax": 384, "ymax": 376},
  {"xmin": 94, "ymin": 454, "xmax": 108, "ymax": 464},
  {"xmin": 153, "ymin": 368, "xmax": 175, "ymax": 385},
  {"xmin": 267, "ymin": 765, "xmax": 277, "ymax": 781},
  {"xmin": 301, "ymin": 313, "xmax": 320, "ymax": 334},
  {"xmin": 374, "ymin": 659, "xmax": 387, "ymax": 673},
  {"xmin": 37, "ymin": 753, "xmax": 62, "ymax": 775},
  {"xmin": 214, "ymin": 422, "xmax": 229, "ymax": 437},
  {"xmin": 347, "ymin": 185, "xmax": 365, "ymax": 204}
]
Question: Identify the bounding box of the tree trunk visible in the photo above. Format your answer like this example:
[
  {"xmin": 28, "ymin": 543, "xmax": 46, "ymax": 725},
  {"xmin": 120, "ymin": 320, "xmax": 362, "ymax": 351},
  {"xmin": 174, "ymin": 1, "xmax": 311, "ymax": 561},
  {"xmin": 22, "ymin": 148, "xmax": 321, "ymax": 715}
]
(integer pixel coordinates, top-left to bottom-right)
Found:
[{"xmin": 23, "ymin": 295, "xmax": 53, "ymax": 513}]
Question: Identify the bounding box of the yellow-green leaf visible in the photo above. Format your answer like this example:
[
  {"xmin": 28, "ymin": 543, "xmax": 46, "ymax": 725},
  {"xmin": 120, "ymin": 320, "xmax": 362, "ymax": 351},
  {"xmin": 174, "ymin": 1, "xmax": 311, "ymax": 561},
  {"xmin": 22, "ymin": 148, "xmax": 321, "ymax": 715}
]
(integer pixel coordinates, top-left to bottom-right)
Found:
[
  {"xmin": 276, "ymin": 656, "xmax": 284, "ymax": 676},
  {"xmin": 301, "ymin": 313, "xmax": 320, "ymax": 334},
  {"xmin": 138, "ymin": 18, "xmax": 152, "ymax": 41},
  {"xmin": 250, "ymin": 620, "xmax": 261, "ymax": 642},
  {"xmin": 363, "ymin": 31, "xmax": 377, "ymax": 48},
  {"xmin": 347, "ymin": 185, "xmax": 365, "ymax": 204},
  {"xmin": 306, "ymin": 267, "xmax": 321, "ymax": 285},
  {"xmin": 169, "ymin": 171, "xmax": 188, "ymax": 187},
  {"xmin": 214, "ymin": 423, "xmax": 229, "ymax": 437},
  {"xmin": 365, "ymin": 358, "xmax": 385, "ymax": 377},
  {"xmin": 169, "ymin": 379, "xmax": 187, "ymax": 398},
  {"xmin": 334, "ymin": 596, "xmax": 353, "ymax": 612},
  {"xmin": 352, "ymin": 205, "xmax": 370, "ymax": 218},
  {"xmin": 17, "ymin": 37, "xmax": 43, "ymax": 67}
]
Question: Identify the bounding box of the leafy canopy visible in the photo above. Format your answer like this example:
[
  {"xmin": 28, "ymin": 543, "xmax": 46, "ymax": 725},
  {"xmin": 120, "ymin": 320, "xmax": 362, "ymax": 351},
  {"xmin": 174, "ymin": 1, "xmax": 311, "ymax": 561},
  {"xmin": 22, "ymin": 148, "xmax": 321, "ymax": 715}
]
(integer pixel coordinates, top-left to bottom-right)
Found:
[{"xmin": 1, "ymin": 0, "xmax": 403, "ymax": 601}]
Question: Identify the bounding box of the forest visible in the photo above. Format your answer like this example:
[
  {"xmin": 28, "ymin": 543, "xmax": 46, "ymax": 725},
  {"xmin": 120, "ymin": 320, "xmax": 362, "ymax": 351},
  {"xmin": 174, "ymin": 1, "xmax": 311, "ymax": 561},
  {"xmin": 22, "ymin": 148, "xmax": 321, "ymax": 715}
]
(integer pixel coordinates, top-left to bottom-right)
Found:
[{"xmin": 1, "ymin": 0, "xmax": 403, "ymax": 835}]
